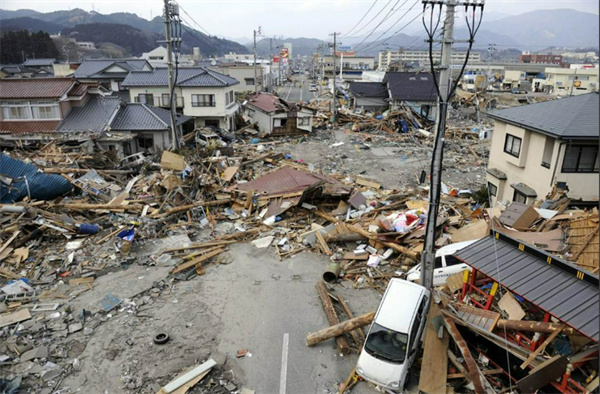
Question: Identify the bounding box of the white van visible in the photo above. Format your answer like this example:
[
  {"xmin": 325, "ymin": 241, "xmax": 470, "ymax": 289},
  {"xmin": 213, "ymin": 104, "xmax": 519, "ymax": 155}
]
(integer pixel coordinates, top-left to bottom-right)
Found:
[
  {"xmin": 405, "ymin": 239, "xmax": 478, "ymax": 287},
  {"xmin": 356, "ymin": 279, "xmax": 430, "ymax": 392}
]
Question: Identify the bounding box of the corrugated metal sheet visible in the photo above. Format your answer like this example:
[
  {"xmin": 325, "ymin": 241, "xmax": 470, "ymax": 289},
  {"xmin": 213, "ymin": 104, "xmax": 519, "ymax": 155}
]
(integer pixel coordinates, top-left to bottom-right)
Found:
[
  {"xmin": 0, "ymin": 154, "xmax": 72, "ymax": 203},
  {"xmin": 122, "ymin": 68, "xmax": 239, "ymax": 88},
  {"xmin": 0, "ymin": 121, "xmax": 59, "ymax": 135},
  {"xmin": 0, "ymin": 78, "xmax": 75, "ymax": 99},
  {"xmin": 56, "ymin": 96, "xmax": 121, "ymax": 133},
  {"xmin": 455, "ymin": 233, "xmax": 599, "ymax": 342}
]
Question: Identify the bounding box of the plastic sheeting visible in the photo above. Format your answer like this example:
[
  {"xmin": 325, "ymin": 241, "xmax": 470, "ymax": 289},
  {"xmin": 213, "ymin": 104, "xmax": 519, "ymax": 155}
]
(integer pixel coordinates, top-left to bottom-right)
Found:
[{"xmin": 0, "ymin": 154, "xmax": 73, "ymax": 203}]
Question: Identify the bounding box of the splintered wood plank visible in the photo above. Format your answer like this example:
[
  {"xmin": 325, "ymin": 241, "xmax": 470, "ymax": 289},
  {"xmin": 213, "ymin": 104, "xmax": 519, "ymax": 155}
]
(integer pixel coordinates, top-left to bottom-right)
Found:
[{"xmin": 419, "ymin": 303, "xmax": 449, "ymax": 394}]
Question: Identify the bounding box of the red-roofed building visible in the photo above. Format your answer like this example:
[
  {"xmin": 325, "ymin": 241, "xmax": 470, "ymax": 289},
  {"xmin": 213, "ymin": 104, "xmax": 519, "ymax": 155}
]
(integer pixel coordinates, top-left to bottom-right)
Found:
[
  {"xmin": 0, "ymin": 78, "xmax": 106, "ymax": 141},
  {"xmin": 244, "ymin": 92, "xmax": 314, "ymax": 135}
]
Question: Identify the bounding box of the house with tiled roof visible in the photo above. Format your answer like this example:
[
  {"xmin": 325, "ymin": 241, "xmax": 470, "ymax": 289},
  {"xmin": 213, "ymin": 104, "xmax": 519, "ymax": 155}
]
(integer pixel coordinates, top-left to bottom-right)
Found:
[
  {"xmin": 486, "ymin": 93, "xmax": 599, "ymax": 206},
  {"xmin": 0, "ymin": 77, "xmax": 108, "ymax": 143},
  {"xmin": 347, "ymin": 81, "xmax": 388, "ymax": 111},
  {"xmin": 122, "ymin": 67, "xmax": 240, "ymax": 131},
  {"xmin": 383, "ymin": 72, "xmax": 437, "ymax": 119},
  {"xmin": 74, "ymin": 58, "xmax": 152, "ymax": 93},
  {"xmin": 244, "ymin": 92, "xmax": 315, "ymax": 135}
]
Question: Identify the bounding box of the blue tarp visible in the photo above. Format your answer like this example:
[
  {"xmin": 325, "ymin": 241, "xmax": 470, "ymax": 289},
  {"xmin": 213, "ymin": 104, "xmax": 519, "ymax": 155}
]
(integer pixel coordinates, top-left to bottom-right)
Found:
[{"xmin": 0, "ymin": 154, "xmax": 73, "ymax": 203}]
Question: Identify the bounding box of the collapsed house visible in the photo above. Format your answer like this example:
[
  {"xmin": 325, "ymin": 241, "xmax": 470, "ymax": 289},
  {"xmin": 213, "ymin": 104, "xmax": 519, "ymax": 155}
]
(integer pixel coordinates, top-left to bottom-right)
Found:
[{"xmin": 243, "ymin": 92, "xmax": 315, "ymax": 135}]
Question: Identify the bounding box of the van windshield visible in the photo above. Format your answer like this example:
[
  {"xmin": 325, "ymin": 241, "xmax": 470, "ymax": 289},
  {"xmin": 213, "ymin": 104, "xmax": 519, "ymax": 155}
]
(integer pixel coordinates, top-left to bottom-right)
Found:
[{"xmin": 364, "ymin": 323, "xmax": 409, "ymax": 364}]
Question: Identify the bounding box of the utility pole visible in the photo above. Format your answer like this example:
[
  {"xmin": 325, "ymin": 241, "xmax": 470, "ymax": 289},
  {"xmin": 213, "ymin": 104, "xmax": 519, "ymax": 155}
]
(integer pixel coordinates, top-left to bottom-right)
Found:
[
  {"xmin": 420, "ymin": 0, "xmax": 484, "ymax": 289},
  {"xmin": 163, "ymin": 0, "xmax": 178, "ymax": 150},
  {"xmin": 488, "ymin": 43, "xmax": 496, "ymax": 62},
  {"xmin": 330, "ymin": 32, "xmax": 340, "ymax": 122},
  {"xmin": 268, "ymin": 37, "xmax": 273, "ymax": 93},
  {"xmin": 253, "ymin": 26, "xmax": 261, "ymax": 94}
]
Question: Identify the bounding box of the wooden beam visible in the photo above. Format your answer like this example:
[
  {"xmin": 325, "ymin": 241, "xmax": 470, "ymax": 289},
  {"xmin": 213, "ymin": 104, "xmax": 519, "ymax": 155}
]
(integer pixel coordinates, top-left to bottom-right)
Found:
[
  {"xmin": 520, "ymin": 324, "xmax": 565, "ymax": 369},
  {"xmin": 336, "ymin": 296, "xmax": 365, "ymax": 342},
  {"xmin": 306, "ymin": 311, "xmax": 375, "ymax": 347},
  {"xmin": 419, "ymin": 303, "xmax": 449, "ymax": 394},
  {"xmin": 170, "ymin": 248, "xmax": 224, "ymax": 275},
  {"xmin": 315, "ymin": 281, "xmax": 350, "ymax": 355}
]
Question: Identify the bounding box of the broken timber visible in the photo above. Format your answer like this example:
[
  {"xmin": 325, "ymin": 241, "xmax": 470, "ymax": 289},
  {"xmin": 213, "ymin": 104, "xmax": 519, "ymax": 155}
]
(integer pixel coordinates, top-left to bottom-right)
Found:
[
  {"xmin": 306, "ymin": 311, "xmax": 375, "ymax": 347},
  {"xmin": 315, "ymin": 280, "xmax": 350, "ymax": 355}
]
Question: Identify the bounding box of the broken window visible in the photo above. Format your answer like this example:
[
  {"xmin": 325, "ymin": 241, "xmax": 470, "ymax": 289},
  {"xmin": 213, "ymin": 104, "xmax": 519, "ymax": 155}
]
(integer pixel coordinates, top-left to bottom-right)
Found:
[
  {"xmin": 513, "ymin": 190, "xmax": 527, "ymax": 204},
  {"xmin": 137, "ymin": 136, "xmax": 154, "ymax": 149},
  {"xmin": 562, "ymin": 145, "xmax": 599, "ymax": 173},
  {"xmin": 504, "ymin": 134, "xmax": 521, "ymax": 158}
]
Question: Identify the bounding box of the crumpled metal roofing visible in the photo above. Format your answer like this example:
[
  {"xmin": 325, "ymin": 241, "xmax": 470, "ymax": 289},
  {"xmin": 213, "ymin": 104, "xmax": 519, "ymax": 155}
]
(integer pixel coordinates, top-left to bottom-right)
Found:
[
  {"xmin": 455, "ymin": 232, "xmax": 599, "ymax": 342},
  {"xmin": 0, "ymin": 154, "xmax": 72, "ymax": 203}
]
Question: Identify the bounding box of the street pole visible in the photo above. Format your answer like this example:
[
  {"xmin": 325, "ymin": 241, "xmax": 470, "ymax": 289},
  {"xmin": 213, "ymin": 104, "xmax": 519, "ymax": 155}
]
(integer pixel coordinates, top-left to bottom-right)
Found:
[
  {"xmin": 420, "ymin": 0, "xmax": 484, "ymax": 289},
  {"xmin": 268, "ymin": 37, "xmax": 273, "ymax": 93},
  {"xmin": 163, "ymin": 0, "xmax": 178, "ymax": 150},
  {"xmin": 420, "ymin": 0, "xmax": 455, "ymax": 290},
  {"xmin": 330, "ymin": 32, "xmax": 340, "ymax": 122},
  {"xmin": 253, "ymin": 28, "xmax": 258, "ymax": 94}
]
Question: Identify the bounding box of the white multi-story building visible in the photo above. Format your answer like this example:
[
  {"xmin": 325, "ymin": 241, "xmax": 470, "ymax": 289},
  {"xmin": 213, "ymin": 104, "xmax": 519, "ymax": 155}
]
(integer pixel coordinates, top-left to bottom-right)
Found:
[{"xmin": 378, "ymin": 50, "xmax": 481, "ymax": 70}]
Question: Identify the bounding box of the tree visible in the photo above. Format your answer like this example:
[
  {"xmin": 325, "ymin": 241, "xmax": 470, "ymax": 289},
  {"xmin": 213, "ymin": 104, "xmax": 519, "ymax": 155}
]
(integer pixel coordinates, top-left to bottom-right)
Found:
[{"xmin": 0, "ymin": 30, "xmax": 59, "ymax": 64}]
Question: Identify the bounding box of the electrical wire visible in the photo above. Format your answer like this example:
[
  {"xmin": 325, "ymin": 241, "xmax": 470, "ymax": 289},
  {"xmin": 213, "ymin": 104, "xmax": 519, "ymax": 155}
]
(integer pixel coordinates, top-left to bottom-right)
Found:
[
  {"xmin": 174, "ymin": 1, "xmax": 211, "ymax": 36},
  {"xmin": 343, "ymin": 0, "xmax": 380, "ymax": 37},
  {"xmin": 354, "ymin": 0, "xmax": 421, "ymax": 52},
  {"xmin": 351, "ymin": 0, "xmax": 405, "ymax": 51},
  {"xmin": 344, "ymin": 0, "xmax": 393, "ymax": 39}
]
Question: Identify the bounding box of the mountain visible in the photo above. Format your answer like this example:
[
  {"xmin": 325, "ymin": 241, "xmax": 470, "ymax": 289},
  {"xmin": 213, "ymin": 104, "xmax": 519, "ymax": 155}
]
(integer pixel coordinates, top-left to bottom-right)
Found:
[
  {"xmin": 481, "ymin": 9, "xmax": 599, "ymax": 48},
  {"xmin": 0, "ymin": 8, "xmax": 248, "ymax": 56},
  {"xmin": 252, "ymin": 37, "xmax": 327, "ymax": 57},
  {"xmin": 62, "ymin": 23, "xmax": 159, "ymax": 56},
  {"xmin": 0, "ymin": 17, "xmax": 64, "ymax": 34}
]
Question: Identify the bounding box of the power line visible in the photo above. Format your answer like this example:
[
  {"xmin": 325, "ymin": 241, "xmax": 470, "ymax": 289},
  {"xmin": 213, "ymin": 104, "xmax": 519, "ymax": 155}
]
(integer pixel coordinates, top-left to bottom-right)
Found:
[
  {"xmin": 355, "ymin": 0, "xmax": 423, "ymax": 52},
  {"xmin": 343, "ymin": 0, "xmax": 379, "ymax": 37},
  {"xmin": 173, "ymin": 1, "xmax": 211, "ymax": 36},
  {"xmin": 351, "ymin": 0, "xmax": 405, "ymax": 50},
  {"xmin": 180, "ymin": 22, "xmax": 218, "ymax": 52},
  {"xmin": 344, "ymin": 0, "xmax": 394, "ymax": 39}
]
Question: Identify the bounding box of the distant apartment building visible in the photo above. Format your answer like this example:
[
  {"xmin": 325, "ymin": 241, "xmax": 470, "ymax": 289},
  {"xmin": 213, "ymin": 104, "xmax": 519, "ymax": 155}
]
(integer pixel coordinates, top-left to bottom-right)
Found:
[
  {"xmin": 322, "ymin": 55, "xmax": 375, "ymax": 79},
  {"xmin": 76, "ymin": 41, "xmax": 96, "ymax": 50},
  {"xmin": 224, "ymin": 53, "xmax": 255, "ymax": 62},
  {"xmin": 542, "ymin": 67, "xmax": 599, "ymax": 96},
  {"xmin": 519, "ymin": 52, "xmax": 563, "ymax": 65},
  {"xmin": 378, "ymin": 50, "xmax": 480, "ymax": 70}
]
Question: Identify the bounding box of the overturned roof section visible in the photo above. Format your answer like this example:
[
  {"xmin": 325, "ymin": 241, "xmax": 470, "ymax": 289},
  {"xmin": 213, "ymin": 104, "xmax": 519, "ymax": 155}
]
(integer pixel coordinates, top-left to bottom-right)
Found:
[
  {"xmin": 74, "ymin": 59, "xmax": 151, "ymax": 79},
  {"xmin": 455, "ymin": 231, "xmax": 599, "ymax": 342},
  {"xmin": 487, "ymin": 93, "xmax": 599, "ymax": 140},
  {"xmin": 56, "ymin": 96, "xmax": 121, "ymax": 133},
  {"xmin": 348, "ymin": 81, "xmax": 387, "ymax": 98},
  {"xmin": 0, "ymin": 78, "xmax": 76, "ymax": 99},
  {"xmin": 111, "ymin": 103, "xmax": 191, "ymax": 131},
  {"xmin": 122, "ymin": 68, "xmax": 239, "ymax": 88},
  {"xmin": 383, "ymin": 72, "xmax": 437, "ymax": 102}
]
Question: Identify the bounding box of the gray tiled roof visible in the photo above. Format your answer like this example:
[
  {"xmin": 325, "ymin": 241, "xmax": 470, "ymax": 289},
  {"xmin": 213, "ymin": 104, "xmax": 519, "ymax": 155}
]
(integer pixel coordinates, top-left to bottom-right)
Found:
[
  {"xmin": 56, "ymin": 95, "xmax": 121, "ymax": 133},
  {"xmin": 383, "ymin": 72, "xmax": 437, "ymax": 102},
  {"xmin": 24, "ymin": 58, "xmax": 56, "ymax": 67},
  {"xmin": 122, "ymin": 67, "xmax": 239, "ymax": 87},
  {"xmin": 75, "ymin": 59, "xmax": 150, "ymax": 79},
  {"xmin": 348, "ymin": 82, "xmax": 388, "ymax": 98},
  {"xmin": 111, "ymin": 103, "xmax": 191, "ymax": 131},
  {"xmin": 487, "ymin": 93, "xmax": 599, "ymax": 140}
]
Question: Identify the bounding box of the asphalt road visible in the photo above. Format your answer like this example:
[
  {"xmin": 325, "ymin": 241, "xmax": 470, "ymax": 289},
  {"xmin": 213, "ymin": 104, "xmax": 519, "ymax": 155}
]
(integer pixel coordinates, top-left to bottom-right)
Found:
[{"xmin": 276, "ymin": 75, "xmax": 322, "ymax": 103}]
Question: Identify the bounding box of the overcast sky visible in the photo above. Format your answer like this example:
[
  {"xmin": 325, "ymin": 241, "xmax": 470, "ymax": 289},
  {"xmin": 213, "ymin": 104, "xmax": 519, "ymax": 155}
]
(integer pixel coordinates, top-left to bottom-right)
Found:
[{"xmin": 2, "ymin": 0, "xmax": 599, "ymax": 41}]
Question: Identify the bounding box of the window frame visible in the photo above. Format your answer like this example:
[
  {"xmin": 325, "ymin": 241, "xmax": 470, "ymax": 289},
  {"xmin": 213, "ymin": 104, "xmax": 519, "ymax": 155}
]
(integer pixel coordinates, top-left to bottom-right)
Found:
[
  {"xmin": 487, "ymin": 182, "xmax": 498, "ymax": 197},
  {"xmin": 191, "ymin": 94, "xmax": 215, "ymax": 107},
  {"xmin": 513, "ymin": 190, "xmax": 527, "ymax": 204},
  {"xmin": 561, "ymin": 144, "xmax": 599, "ymax": 173},
  {"xmin": 504, "ymin": 134, "xmax": 522, "ymax": 158}
]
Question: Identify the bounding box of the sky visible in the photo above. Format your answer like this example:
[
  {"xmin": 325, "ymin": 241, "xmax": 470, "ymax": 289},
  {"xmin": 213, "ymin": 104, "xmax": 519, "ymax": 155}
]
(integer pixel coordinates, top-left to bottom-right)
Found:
[{"xmin": 2, "ymin": 0, "xmax": 599, "ymax": 42}]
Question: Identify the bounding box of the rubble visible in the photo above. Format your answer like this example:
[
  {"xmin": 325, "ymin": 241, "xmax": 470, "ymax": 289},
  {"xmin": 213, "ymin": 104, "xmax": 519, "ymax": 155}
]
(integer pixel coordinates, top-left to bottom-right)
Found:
[{"xmin": 0, "ymin": 100, "xmax": 597, "ymax": 394}]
